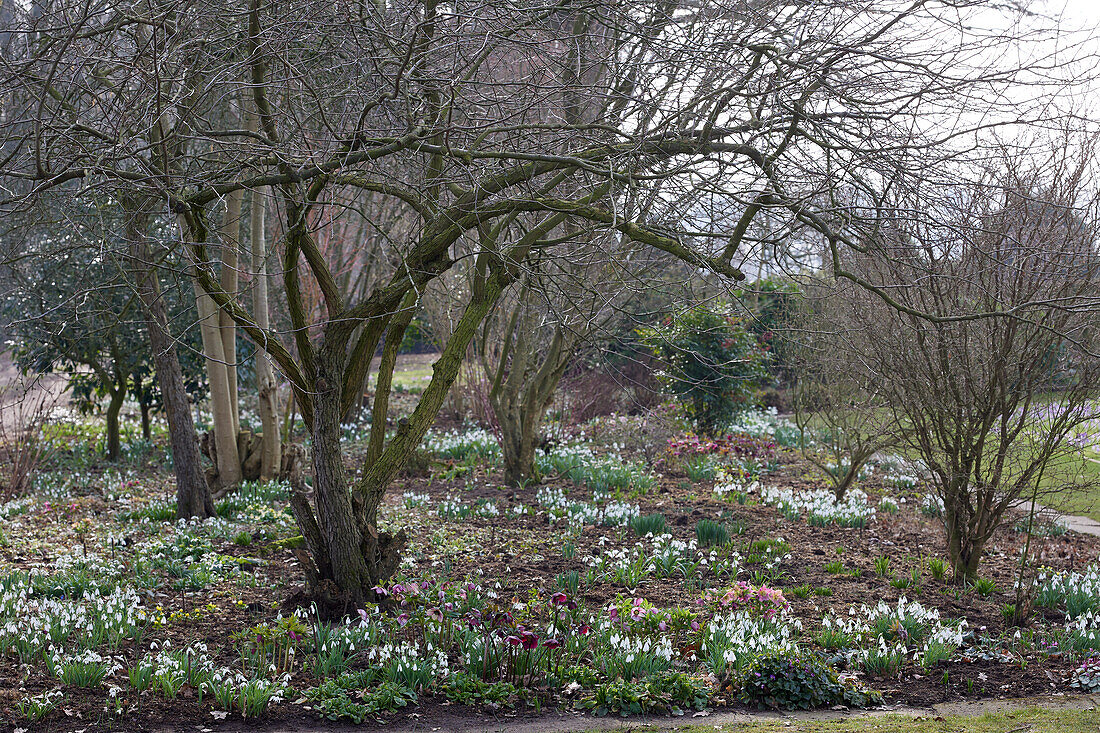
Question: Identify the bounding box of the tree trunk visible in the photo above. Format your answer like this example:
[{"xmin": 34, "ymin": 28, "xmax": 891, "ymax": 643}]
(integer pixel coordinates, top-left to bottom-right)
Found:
[
  {"xmin": 126, "ymin": 214, "xmax": 214, "ymax": 519},
  {"xmin": 288, "ymin": 354, "xmax": 404, "ymax": 612},
  {"xmin": 218, "ymin": 186, "xmax": 242, "ymax": 438},
  {"xmin": 491, "ymin": 323, "xmax": 573, "ymax": 486},
  {"xmin": 291, "ymin": 271, "xmax": 509, "ymax": 608},
  {"xmin": 248, "ymin": 166, "xmax": 282, "ymax": 480},
  {"xmin": 140, "ymin": 400, "xmax": 151, "ymax": 441},
  {"xmin": 501, "ymin": 410, "xmax": 540, "ymax": 485},
  {"xmin": 105, "ymin": 387, "xmax": 124, "ymax": 461},
  {"xmin": 193, "ymin": 280, "xmax": 243, "ymax": 489},
  {"xmin": 945, "ymin": 511, "xmax": 985, "ymax": 582}
]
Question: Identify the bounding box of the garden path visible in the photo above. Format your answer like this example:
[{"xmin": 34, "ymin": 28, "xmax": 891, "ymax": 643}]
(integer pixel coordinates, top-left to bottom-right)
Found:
[{"xmin": 219, "ymin": 695, "xmax": 1100, "ymax": 733}]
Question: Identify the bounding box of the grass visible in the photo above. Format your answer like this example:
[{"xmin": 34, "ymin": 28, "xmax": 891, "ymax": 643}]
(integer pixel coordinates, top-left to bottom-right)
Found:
[
  {"xmin": 1040, "ymin": 450, "xmax": 1100, "ymax": 522},
  {"xmin": 698, "ymin": 705, "xmax": 1100, "ymax": 733}
]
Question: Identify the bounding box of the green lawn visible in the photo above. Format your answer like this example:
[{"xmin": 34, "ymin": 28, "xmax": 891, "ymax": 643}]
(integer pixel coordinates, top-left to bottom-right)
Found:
[{"xmin": 1039, "ymin": 449, "xmax": 1100, "ymax": 522}]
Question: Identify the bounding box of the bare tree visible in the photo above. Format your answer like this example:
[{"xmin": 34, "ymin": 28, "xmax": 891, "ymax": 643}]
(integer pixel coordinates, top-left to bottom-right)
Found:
[
  {"xmin": 827, "ymin": 142, "xmax": 1100, "ymax": 580},
  {"xmin": 0, "ymin": 0, "xmax": 1093, "ymax": 603},
  {"xmin": 791, "ymin": 288, "xmax": 898, "ymax": 499},
  {"xmin": 471, "ymin": 237, "xmax": 638, "ymax": 485}
]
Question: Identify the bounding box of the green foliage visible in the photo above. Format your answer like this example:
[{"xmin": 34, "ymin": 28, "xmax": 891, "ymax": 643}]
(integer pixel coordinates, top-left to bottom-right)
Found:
[
  {"xmin": 861, "ymin": 644, "xmax": 906, "ymax": 678},
  {"xmin": 824, "ymin": 560, "xmax": 844, "ymax": 575},
  {"xmin": 922, "ymin": 639, "xmax": 956, "ymax": 670},
  {"xmin": 304, "ymin": 670, "xmax": 417, "ymax": 723},
  {"xmin": 928, "ymin": 558, "xmax": 948, "ymax": 581},
  {"xmin": 122, "ymin": 502, "xmax": 177, "ymax": 523},
  {"xmin": 734, "ymin": 276, "xmax": 803, "ymax": 386},
  {"xmin": 630, "ymin": 513, "xmax": 667, "ymax": 537},
  {"xmin": 743, "ymin": 537, "xmax": 790, "ymax": 564},
  {"xmin": 17, "ymin": 691, "xmax": 62, "ymax": 722},
  {"xmin": 440, "ymin": 672, "xmax": 518, "ymax": 707},
  {"xmin": 970, "ymin": 577, "xmax": 997, "ymax": 597},
  {"xmin": 874, "ymin": 556, "xmax": 891, "ymax": 577},
  {"xmin": 581, "ymin": 671, "xmax": 710, "ymax": 717},
  {"xmin": 641, "ymin": 307, "xmax": 768, "ymax": 436},
  {"xmin": 2, "ymin": 216, "xmax": 206, "ymax": 444},
  {"xmin": 738, "ymin": 650, "xmax": 880, "ymax": 710},
  {"xmin": 1070, "ymin": 657, "xmax": 1100, "ymax": 693},
  {"xmin": 814, "ymin": 623, "xmax": 854, "ymax": 651},
  {"xmin": 684, "ymin": 454, "xmax": 719, "ymax": 482},
  {"xmin": 556, "ymin": 570, "xmax": 580, "ymax": 596},
  {"xmin": 695, "ymin": 519, "xmax": 731, "ymax": 547}
]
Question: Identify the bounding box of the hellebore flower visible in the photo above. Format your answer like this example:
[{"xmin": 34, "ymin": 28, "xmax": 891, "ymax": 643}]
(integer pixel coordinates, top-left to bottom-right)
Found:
[{"xmin": 550, "ymin": 592, "xmax": 568, "ymax": 605}]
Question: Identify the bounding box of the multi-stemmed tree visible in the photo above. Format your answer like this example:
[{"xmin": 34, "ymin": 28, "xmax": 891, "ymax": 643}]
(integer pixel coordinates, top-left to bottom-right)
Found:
[{"xmin": 822, "ymin": 145, "xmax": 1100, "ymax": 579}]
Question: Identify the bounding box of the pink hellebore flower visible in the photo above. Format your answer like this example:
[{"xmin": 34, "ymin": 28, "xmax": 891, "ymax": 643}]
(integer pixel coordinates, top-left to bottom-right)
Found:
[{"xmin": 396, "ymin": 613, "xmax": 410, "ymax": 627}]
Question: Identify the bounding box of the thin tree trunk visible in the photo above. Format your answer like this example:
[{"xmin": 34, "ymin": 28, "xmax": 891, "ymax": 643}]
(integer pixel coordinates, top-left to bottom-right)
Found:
[
  {"xmin": 126, "ymin": 213, "xmax": 214, "ymax": 519},
  {"xmin": 247, "ymin": 130, "xmax": 281, "ymax": 480},
  {"xmin": 194, "ymin": 279, "xmax": 243, "ymax": 488},
  {"xmin": 219, "ymin": 186, "xmax": 242, "ymax": 438}
]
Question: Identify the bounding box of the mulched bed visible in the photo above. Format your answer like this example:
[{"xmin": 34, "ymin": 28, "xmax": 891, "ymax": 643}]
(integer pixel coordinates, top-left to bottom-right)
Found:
[{"xmin": 1, "ymin": 444, "xmax": 1097, "ymax": 732}]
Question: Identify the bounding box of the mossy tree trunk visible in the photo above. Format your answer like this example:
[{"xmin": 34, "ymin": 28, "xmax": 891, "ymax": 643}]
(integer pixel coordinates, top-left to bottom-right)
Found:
[{"xmin": 126, "ymin": 209, "xmax": 215, "ymax": 520}]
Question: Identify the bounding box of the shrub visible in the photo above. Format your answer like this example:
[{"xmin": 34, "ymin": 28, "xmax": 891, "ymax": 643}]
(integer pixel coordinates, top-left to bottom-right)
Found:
[
  {"xmin": 641, "ymin": 307, "xmax": 768, "ymax": 436},
  {"xmin": 738, "ymin": 650, "xmax": 880, "ymax": 710}
]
